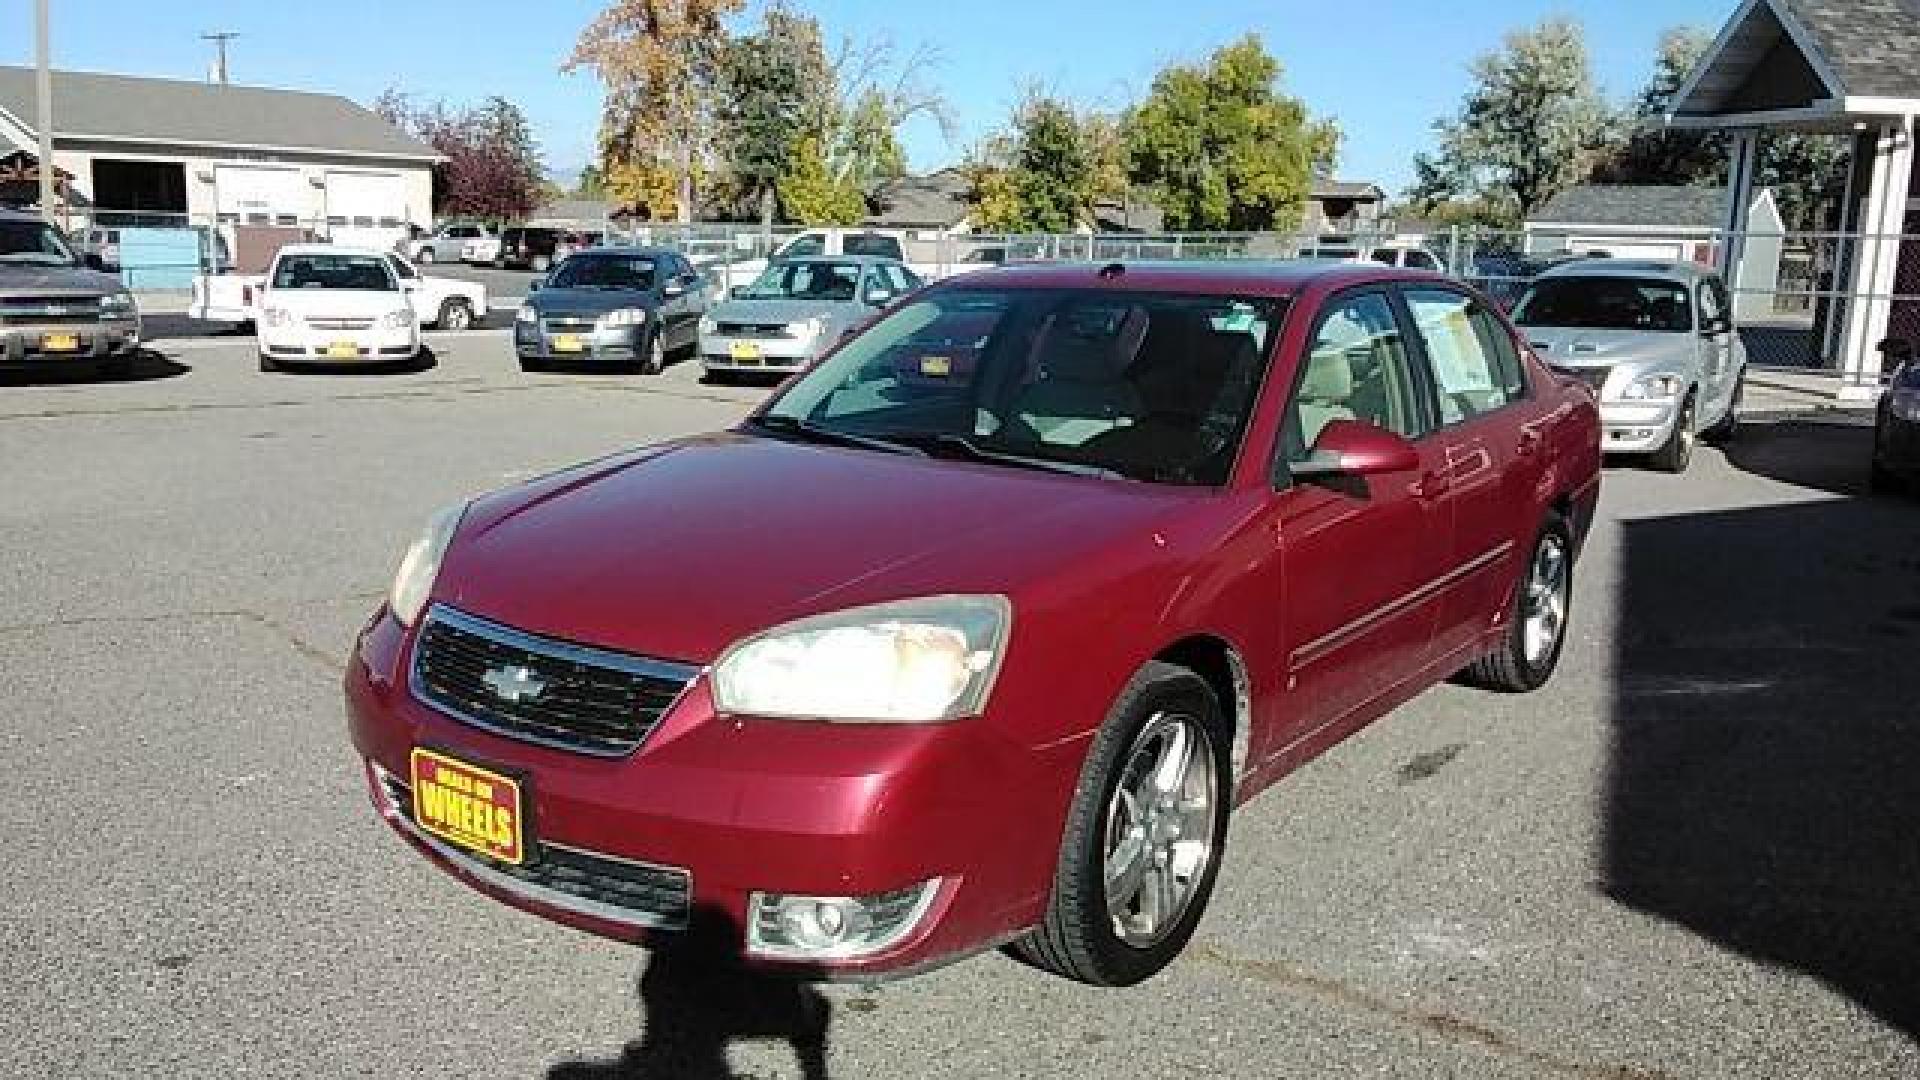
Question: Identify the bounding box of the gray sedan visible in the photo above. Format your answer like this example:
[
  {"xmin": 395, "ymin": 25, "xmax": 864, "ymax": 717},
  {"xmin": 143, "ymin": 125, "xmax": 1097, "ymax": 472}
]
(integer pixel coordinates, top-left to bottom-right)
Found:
[
  {"xmin": 1512, "ymin": 259, "xmax": 1746, "ymax": 473},
  {"xmin": 699, "ymin": 255, "xmax": 921, "ymax": 378}
]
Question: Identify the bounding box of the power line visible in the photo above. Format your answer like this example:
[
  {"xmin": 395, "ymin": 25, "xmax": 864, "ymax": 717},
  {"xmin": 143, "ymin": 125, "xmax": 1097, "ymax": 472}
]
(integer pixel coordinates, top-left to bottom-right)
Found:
[{"xmin": 202, "ymin": 31, "xmax": 239, "ymax": 86}]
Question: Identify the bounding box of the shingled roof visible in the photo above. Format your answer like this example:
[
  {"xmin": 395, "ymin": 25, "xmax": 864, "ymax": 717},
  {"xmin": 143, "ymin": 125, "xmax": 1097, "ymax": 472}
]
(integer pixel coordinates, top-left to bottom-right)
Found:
[
  {"xmin": 0, "ymin": 66, "xmax": 437, "ymax": 161},
  {"xmin": 1528, "ymin": 186, "xmax": 1730, "ymax": 230},
  {"xmin": 1777, "ymin": 0, "xmax": 1920, "ymax": 98}
]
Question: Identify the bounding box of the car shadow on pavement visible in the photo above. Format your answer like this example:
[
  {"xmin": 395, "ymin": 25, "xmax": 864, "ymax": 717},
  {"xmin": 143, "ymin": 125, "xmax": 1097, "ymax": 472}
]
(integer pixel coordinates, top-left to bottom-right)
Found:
[
  {"xmin": 546, "ymin": 906, "xmax": 832, "ymax": 1080},
  {"xmin": 264, "ymin": 346, "xmax": 438, "ymax": 377},
  {"xmin": 0, "ymin": 348, "xmax": 189, "ymax": 387},
  {"xmin": 1605, "ymin": 440, "xmax": 1920, "ymax": 1035},
  {"xmin": 1721, "ymin": 415, "xmax": 1884, "ymax": 499}
]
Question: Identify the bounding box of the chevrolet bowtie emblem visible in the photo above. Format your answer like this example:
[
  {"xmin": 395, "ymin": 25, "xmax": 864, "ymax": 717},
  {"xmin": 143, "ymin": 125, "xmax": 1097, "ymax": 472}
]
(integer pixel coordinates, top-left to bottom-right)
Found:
[{"xmin": 481, "ymin": 664, "xmax": 546, "ymax": 703}]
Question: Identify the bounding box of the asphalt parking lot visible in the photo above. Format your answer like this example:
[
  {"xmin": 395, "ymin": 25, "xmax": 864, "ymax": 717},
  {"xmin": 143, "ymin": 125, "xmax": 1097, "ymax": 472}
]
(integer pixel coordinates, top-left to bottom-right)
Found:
[{"xmin": 3, "ymin": 330, "xmax": 1916, "ymax": 1079}]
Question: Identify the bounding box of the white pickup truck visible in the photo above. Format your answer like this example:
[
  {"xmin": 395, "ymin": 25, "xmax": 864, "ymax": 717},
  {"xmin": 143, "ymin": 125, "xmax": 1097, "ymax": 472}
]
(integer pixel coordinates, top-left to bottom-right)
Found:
[{"xmin": 192, "ymin": 249, "xmax": 489, "ymax": 331}]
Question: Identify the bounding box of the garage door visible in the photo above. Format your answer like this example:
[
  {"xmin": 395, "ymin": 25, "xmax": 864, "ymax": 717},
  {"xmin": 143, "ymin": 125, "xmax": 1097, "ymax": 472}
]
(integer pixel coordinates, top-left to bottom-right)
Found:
[
  {"xmin": 214, "ymin": 165, "xmax": 307, "ymax": 226},
  {"xmin": 324, "ymin": 171, "xmax": 409, "ymax": 248}
]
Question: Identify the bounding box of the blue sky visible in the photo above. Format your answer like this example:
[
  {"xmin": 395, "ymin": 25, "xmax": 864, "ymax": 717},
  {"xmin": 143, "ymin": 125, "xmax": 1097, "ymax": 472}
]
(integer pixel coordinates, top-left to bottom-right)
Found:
[{"xmin": 3, "ymin": 0, "xmax": 1736, "ymax": 195}]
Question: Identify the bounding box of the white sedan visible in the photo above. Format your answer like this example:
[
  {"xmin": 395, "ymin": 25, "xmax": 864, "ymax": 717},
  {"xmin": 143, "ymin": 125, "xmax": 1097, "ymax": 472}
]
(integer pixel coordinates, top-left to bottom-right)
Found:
[{"xmin": 256, "ymin": 245, "xmax": 421, "ymax": 371}]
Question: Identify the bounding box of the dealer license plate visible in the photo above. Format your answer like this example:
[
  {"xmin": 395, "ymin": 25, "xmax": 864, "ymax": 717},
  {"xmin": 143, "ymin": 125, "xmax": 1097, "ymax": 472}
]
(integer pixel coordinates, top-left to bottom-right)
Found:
[
  {"xmin": 325, "ymin": 341, "xmax": 359, "ymax": 359},
  {"xmin": 552, "ymin": 334, "xmax": 586, "ymax": 353},
  {"xmin": 40, "ymin": 333, "xmax": 80, "ymax": 352},
  {"xmin": 729, "ymin": 340, "xmax": 762, "ymax": 361},
  {"xmin": 410, "ymin": 748, "xmax": 526, "ymax": 865},
  {"xmin": 919, "ymin": 355, "xmax": 952, "ymax": 376}
]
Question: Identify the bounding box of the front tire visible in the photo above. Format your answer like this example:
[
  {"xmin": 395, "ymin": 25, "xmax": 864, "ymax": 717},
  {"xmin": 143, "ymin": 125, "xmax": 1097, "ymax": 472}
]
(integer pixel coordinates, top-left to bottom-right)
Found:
[
  {"xmin": 437, "ymin": 299, "xmax": 474, "ymax": 332},
  {"xmin": 1703, "ymin": 372, "xmax": 1744, "ymax": 444},
  {"xmin": 1464, "ymin": 513, "xmax": 1573, "ymax": 693},
  {"xmin": 1649, "ymin": 391, "xmax": 1697, "ymax": 473},
  {"xmin": 1012, "ymin": 662, "xmax": 1230, "ymax": 987}
]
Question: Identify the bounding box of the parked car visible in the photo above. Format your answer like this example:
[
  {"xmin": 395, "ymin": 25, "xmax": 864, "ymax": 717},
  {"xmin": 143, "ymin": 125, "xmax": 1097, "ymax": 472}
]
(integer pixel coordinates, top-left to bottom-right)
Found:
[
  {"xmin": 514, "ymin": 247, "xmax": 706, "ymax": 374},
  {"xmin": 0, "ymin": 209, "xmax": 142, "ymax": 378},
  {"xmin": 496, "ymin": 226, "xmax": 565, "ymax": 272},
  {"xmin": 716, "ymin": 228, "xmax": 929, "ymax": 294},
  {"xmin": 194, "ymin": 248, "xmax": 486, "ymax": 333},
  {"xmin": 256, "ymin": 245, "xmax": 423, "ymax": 371},
  {"xmin": 348, "ymin": 261, "xmax": 1602, "ymax": 985},
  {"xmin": 1303, "ymin": 238, "xmax": 1448, "ymax": 274},
  {"xmin": 462, "ymin": 231, "xmax": 503, "ymax": 266},
  {"xmin": 699, "ymin": 255, "xmax": 921, "ymax": 379},
  {"xmin": 411, "ymin": 224, "xmax": 493, "ymax": 265},
  {"xmin": 1510, "ymin": 259, "xmax": 1745, "ymax": 472},
  {"xmin": 1872, "ymin": 344, "xmax": 1920, "ymax": 495}
]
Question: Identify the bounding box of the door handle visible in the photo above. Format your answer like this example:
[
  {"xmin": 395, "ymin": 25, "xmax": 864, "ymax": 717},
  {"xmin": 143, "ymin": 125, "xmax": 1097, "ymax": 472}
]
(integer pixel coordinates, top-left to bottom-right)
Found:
[
  {"xmin": 1518, "ymin": 428, "xmax": 1544, "ymax": 457},
  {"xmin": 1411, "ymin": 471, "xmax": 1450, "ymax": 500}
]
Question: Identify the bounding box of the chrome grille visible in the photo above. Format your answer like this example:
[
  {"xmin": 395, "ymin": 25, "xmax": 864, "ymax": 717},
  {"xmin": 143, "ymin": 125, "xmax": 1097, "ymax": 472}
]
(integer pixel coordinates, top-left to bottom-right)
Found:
[
  {"xmin": 375, "ymin": 766, "xmax": 691, "ymax": 929},
  {"xmin": 0, "ymin": 296, "xmax": 102, "ymax": 326},
  {"xmin": 308, "ymin": 317, "xmax": 374, "ymax": 331},
  {"xmin": 716, "ymin": 322, "xmax": 792, "ymax": 339},
  {"xmin": 409, "ymin": 605, "xmax": 696, "ymax": 758}
]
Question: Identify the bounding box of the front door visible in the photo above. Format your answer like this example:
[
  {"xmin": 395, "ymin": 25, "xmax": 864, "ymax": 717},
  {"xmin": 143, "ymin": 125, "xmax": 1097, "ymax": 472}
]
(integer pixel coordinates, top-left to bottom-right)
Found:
[
  {"xmin": 1270, "ymin": 289, "xmax": 1451, "ymax": 748},
  {"xmin": 1697, "ymin": 275, "xmax": 1737, "ymax": 419}
]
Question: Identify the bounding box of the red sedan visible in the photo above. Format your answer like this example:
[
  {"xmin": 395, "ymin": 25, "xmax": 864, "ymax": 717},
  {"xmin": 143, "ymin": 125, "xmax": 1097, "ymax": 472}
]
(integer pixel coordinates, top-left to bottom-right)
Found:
[{"xmin": 346, "ymin": 262, "xmax": 1601, "ymax": 986}]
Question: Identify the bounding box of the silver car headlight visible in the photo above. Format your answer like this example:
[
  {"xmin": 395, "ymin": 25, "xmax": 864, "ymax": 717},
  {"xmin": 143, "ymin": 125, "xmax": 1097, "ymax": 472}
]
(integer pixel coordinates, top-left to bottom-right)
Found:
[
  {"xmin": 711, "ymin": 596, "xmax": 1011, "ymax": 723},
  {"xmin": 101, "ymin": 290, "xmax": 137, "ymax": 318},
  {"xmin": 599, "ymin": 307, "xmax": 648, "ymax": 328},
  {"xmin": 384, "ymin": 308, "xmax": 414, "ymax": 329},
  {"xmin": 389, "ymin": 503, "xmax": 467, "ymax": 628},
  {"xmin": 790, "ymin": 316, "xmax": 826, "ymax": 340},
  {"xmin": 1619, "ymin": 374, "xmax": 1684, "ymax": 401}
]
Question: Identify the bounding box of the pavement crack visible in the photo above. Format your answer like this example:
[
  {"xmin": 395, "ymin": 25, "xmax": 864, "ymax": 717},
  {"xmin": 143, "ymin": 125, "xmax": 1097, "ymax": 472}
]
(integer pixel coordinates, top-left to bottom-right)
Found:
[{"xmin": 1193, "ymin": 946, "xmax": 1674, "ymax": 1080}]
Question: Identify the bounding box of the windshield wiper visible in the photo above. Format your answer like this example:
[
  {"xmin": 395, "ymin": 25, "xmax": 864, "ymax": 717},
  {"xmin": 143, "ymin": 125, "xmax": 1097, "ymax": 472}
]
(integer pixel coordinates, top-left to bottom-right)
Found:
[
  {"xmin": 747, "ymin": 414, "xmax": 925, "ymax": 457},
  {"xmin": 880, "ymin": 432, "xmax": 1126, "ymax": 480}
]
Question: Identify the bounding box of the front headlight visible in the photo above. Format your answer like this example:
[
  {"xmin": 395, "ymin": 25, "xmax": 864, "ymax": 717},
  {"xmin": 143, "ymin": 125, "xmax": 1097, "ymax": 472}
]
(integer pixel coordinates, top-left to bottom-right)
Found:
[
  {"xmin": 101, "ymin": 291, "xmax": 137, "ymax": 317},
  {"xmin": 699, "ymin": 314, "xmax": 717, "ymax": 336},
  {"xmin": 1619, "ymin": 374, "xmax": 1684, "ymax": 401},
  {"xmin": 515, "ymin": 304, "xmax": 538, "ymax": 325},
  {"xmin": 790, "ymin": 316, "xmax": 826, "ymax": 340},
  {"xmin": 711, "ymin": 595, "xmax": 1011, "ymax": 723},
  {"xmin": 384, "ymin": 308, "xmax": 414, "ymax": 329},
  {"xmin": 262, "ymin": 307, "xmax": 294, "ymax": 328},
  {"xmin": 599, "ymin": 307, "xmax": 648, "ymax": 328},
  {"xmin": 389, "ymin": 503, "xmax": 467, "ymax": 628}
]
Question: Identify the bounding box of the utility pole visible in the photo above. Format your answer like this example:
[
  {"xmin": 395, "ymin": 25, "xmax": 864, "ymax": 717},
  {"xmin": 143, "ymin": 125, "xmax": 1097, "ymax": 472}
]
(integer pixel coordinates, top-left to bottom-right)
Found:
[
  {"xmin": 202, "ymin": 31, "xmax": 239, "ymax": 86},
  {"xmin": 35, "ymin": 0, "xmax": 54, "ymax": 220}
]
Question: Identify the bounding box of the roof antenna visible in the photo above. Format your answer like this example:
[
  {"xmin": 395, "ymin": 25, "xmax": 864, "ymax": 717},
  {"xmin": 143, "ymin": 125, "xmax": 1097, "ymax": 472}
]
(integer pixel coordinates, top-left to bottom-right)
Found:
[{"xmin": 1097, "ymin": 262, "xmax": 1126, "ymax": 280}]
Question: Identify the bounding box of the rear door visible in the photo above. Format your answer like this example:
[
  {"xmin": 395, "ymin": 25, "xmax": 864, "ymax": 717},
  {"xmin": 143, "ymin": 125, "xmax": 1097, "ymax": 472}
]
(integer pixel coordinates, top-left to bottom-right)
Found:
[
  {"xmin": 1271, "ymin": 288, "xmax": 1451, "ymax": 741},
  {"xmin": 1397, "ymin": 286, "xmax": 1541, "ymax": 657}
]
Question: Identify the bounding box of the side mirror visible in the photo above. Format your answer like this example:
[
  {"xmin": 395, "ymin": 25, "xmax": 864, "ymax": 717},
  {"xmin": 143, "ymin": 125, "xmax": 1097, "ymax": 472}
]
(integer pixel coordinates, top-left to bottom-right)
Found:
[
  {"xmin": 527, "ymin": 276, "xmax": 545, "ymax": 293},
  {"xmin": 1289, "ymin": 420, "xmax": 1421, "ymax": 482}
]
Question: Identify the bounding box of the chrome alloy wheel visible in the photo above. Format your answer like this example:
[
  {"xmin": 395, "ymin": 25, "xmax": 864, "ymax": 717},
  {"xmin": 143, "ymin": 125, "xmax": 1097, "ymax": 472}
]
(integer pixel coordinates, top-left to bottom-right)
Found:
[
  {"xmin": 1522, "ymin": 532, "xmax": 1570, "ymax": 666},
  {"xmin": 1102, "ymin": 712, "xmax": 1218, "ymax": 949}
]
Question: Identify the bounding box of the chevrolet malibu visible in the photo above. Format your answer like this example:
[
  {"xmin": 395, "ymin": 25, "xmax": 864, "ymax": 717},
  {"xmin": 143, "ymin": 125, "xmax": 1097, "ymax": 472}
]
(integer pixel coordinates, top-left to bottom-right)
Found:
[{"xmin": 347, "ymin": 262, "xmax": 1602, "ymax": 986}]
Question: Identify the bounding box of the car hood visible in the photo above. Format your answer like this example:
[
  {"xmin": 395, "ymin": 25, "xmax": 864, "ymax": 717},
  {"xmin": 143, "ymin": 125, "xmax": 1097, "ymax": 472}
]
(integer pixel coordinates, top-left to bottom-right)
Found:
[
  {"xmin": 709, "ymin": 297, "xmax": 862, "ymax": 325},
  {"xmin": 529, "ymin": 288, "xmax": 655, "ymax": 316},
  {"xmin": 0, "ymin": 263, "xmax": 123, "ymax": 295},
  {"xmin": 1519, "ymin": 327, "xmax": 1697, "ymax": 370},
  {"xmin": 434, "ymin": 433, "xmax": 1193, "ymax": 664}
]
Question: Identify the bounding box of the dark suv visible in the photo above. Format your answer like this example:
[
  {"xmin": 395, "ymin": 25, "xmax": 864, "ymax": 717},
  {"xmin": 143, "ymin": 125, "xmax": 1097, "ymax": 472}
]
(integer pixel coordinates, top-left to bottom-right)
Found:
[{"xmin": 496, "ymin": 227, "xmax": 564, "ymax": 272}]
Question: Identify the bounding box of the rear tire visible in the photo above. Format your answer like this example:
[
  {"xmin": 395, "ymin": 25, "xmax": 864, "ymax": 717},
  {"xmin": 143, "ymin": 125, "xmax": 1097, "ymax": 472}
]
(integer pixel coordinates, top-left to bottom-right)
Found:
[
  {"xmin": 1011, "ymin": 662, "xmax": 1230, "ymax": 987},
  {"xmin": 1649, "ymin": 391, "xmax": 1697, "ymax": 473},
  {"xmin": 1463, "ymin": 513, "xmax": 1574, "ymax": 694}
]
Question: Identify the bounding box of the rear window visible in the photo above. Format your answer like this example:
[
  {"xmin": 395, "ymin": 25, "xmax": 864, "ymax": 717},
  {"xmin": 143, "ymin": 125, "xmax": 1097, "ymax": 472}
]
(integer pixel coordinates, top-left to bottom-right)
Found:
[{"xmin": 844, "ymin": 233, "xmax": 905, "ymax": 260}]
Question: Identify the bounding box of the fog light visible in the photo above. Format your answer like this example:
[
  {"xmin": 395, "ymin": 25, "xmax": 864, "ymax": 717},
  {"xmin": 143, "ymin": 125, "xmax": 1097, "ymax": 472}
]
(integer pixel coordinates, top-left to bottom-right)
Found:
[{"xmin": 747, "ymin": 880, "xmax": 942, "ymax": 960}]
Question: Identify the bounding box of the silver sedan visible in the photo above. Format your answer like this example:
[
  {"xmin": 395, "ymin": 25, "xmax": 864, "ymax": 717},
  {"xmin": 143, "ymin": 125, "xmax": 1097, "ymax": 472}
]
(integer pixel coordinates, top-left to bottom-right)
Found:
[{"xmin": 699, "ymin": 255, "xmax": 921, "ymax": 377}]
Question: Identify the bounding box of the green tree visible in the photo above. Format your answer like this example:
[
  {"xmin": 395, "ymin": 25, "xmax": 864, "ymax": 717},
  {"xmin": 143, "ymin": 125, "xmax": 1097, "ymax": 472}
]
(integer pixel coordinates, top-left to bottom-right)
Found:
[
  {"xmin": 1124, "ymin": 35, "xmax": 1339, "ymax": 231},
  {"xmin": 779, "ymin": 135, "xmax": 865, "ymax": 225},
  {"xmin": 839, "ymin": 88, "xmax": 908, "ymax": 192},
  {"xmin": 719, "ymin": 3, "xmax": 828, "ymax": 229},
  {"xmin": 1418, "ymin": 18, "xmax": 1614, "ymax": 221},
  {"xmin": 1013, "ymin": 96, "xmax": 1093, "ymax": 232}
]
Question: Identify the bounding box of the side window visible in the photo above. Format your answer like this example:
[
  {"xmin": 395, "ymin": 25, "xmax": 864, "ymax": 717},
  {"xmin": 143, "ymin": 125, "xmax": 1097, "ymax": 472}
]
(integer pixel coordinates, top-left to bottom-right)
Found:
[
  {"xmin": 1472, "ymin": 306, "xmax": 1528, "ymax": 401},
  {"xmin": 783, "ymin": 233, "xmax": 826, "ymax": 258},
  {"xmin": 1404, "ymin": 288, "xmax": 1515, "ymax": 425},
  {"xmin": 1369, "ymin": 249, "xmax": 1398, "ymax": 267},
  {"xmin": 1282, "ymin": 291, "xmax": 1425, "ymax": 463},
  {"xmin": 1406, "ymin": 250, "xmax": 1438, "ymax": 271}
]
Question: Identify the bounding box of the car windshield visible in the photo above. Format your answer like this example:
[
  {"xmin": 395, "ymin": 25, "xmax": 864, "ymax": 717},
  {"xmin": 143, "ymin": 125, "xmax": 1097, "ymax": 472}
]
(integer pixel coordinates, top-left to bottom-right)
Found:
[
  {"xmin": 550, "ymin": 254, "xmax": 655, "ymax": 290},
  {"xmin": 0, "ymin": 219, "xmax": 78, "ymax": 266},
  {"xmin": 1512, "ymin": 277, "xmax": 1693, "ymax": 333},
  {"xmin": 738, "ymin": 261, "xmax": 864, "ymax": 301},
  {"xmin": 757, "ymin": 289, "xmax": 1283, "ymax": 486},
  {"xmin": 271, "ymin": 253, "xmax": 396, "ymax": 291}
]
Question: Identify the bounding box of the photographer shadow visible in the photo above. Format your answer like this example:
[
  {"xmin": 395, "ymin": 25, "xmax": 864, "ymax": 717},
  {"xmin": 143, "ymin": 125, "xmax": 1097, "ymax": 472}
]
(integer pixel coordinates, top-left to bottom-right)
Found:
[{"xmin": 548, "ymin": 905, "xmax": 832, "ymax": 1080}]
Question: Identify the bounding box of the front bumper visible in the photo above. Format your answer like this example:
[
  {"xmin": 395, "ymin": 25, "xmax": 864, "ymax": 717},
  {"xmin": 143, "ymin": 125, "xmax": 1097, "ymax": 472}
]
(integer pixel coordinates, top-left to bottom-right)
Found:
[
  {"xmin": 1598, "ymin": 399, "xmax": 1680, "ymax": 453},
  {"xmin": 516, "ymin": 319, "xmax": 644, "ymax": 363},
  {"xmin": 344, "ymin": 607, "xmax": 1060, "ymax": 976},
  {"xmin": 259, "ymin": 322, "xmax": 419, "ymax": 364},
  {"xmin": 699, "ymin": 332, "xmax": 819, "ymax": 374},
  {"xmin": 0, "ymin": 316, "xmax": 141, "ymax": 369}
]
